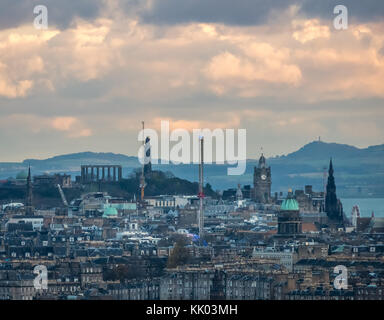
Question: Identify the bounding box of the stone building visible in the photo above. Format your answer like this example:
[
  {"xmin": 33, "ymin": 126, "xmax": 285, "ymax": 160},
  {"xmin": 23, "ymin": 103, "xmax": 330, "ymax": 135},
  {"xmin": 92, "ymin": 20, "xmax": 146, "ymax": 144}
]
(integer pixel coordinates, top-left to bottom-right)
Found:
[
  {"xmin": 277, "ymin": 191, "xmax": 302, "ymax": 237},
  {"xmin": 253, "ymin": 154, "xmax": 271, "ymax": 204},
  {"xmin": 160, "ymin": 268, "xmax": 290, "ymax": 300},
  {"xmin": 81, "ymin": 165, "xmax": 122, "ymax": 183},
  {"xmin": 160, "ymin": 270, "xmax": 213, "ymax": 300},
  {"xmin": 294, "ymin": 185, "xmax": 324, "ymax": 213}
]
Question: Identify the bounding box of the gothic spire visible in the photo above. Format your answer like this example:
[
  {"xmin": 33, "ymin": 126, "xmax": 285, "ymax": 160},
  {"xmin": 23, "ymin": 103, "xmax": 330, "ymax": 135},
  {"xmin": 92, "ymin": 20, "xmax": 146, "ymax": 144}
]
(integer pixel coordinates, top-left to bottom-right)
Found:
[
  {"xmin": 329, "ymin": 158, "xmax": 334, "ymax": 176},
  {"xmin": 325, "ymin": 158, "xmax": 343, "ymax": 224}
]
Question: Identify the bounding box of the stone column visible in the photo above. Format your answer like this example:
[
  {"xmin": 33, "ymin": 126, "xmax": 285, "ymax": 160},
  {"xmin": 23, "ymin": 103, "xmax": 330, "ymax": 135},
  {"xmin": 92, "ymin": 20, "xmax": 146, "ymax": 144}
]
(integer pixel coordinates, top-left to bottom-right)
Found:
[
  {"xmin": 108, "ymin": 167, "xmax": 111, "ymax": 181},
  {"xmin": 118, "ymin": 167, "xmax": 122, "ymax": 181},
  {"xmin": 91, "ymin": 166, "xmax": 94, "ymax": 181},
  {"xmin": 113, "ymin": 166, "xmax": 116, "ymax": 181},
  {"xmin": 96, "ymin": 166, "xmax": 100, "ymax": 181},
  {"xmin": 102, "ymin": 166, "xmax": 105, "ymax": 181}
]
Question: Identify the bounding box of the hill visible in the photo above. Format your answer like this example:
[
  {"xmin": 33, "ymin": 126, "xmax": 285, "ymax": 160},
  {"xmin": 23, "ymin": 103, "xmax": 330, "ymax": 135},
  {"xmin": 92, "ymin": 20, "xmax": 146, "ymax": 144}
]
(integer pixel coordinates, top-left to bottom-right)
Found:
[
  {"xmin": 1, "ymin": 140, "xmax": 383, "ymax": 197},
  {"xmin": 0, "ymin": 169, "xmax": 217, "ymax": 207}
]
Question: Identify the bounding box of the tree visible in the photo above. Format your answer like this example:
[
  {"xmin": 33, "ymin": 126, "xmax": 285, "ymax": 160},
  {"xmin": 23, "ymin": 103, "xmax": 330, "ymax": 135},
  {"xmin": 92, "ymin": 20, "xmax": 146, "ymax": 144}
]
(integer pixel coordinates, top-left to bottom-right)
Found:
[
  {"xmin": 167, "ymin": 238, "xmax": 191, "ymax": 268},
  {"xmin": 103, "ymin": 264, "xmax": 144, "ymax": 282}
]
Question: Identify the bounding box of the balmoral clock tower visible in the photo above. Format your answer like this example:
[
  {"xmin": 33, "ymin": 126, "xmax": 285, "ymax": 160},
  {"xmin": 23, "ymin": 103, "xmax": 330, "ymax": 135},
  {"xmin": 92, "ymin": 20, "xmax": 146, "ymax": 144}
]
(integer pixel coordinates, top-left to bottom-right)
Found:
[{"xmin": 253, "ymin": 153, "xmax": 271, "ymax": 203}]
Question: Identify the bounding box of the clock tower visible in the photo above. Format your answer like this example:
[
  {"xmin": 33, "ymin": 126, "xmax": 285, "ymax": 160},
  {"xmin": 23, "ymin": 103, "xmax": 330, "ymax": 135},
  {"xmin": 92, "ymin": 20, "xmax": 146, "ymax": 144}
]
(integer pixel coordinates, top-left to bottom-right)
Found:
[{"xmin": 253, "ymin": 153, "xmax": 271, "ymax": 203}]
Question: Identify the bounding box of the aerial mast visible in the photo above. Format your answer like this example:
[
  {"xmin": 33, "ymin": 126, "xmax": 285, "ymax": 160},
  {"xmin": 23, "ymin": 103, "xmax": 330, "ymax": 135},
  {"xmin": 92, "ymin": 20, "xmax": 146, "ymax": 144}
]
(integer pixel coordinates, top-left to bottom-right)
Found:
[
  {"xmin": 140, "ymin": 121, "xmax": 146, "ymax": 202},
  {"xmin": 198, "ymin": 136, "xmax": 205, "ymax": 240},
  {"xmin": 323, "ymin": 165, "xmax": 327, "ymax": 210}
]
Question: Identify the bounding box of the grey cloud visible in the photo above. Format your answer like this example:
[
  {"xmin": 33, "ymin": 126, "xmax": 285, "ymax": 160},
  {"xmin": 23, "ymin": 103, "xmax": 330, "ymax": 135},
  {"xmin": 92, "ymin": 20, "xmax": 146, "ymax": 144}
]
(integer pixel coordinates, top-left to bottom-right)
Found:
[
  {"xmin": 1, "ymin": 0, "xmax": 383, "ymax": 30},
  {"xmin": 300, "ymin": 0, "xmax": 384, "ymax": 23},
  {"xmin": 0, "ymin": 0, "xmax": 104, "ymax": 30},
  {"xmin": 138, "ymin": 0, "xmax": 294, "ymax": 26},
  {"xmin": 136, "ymin": 0, "xmax": 384, "ymax": 26}
]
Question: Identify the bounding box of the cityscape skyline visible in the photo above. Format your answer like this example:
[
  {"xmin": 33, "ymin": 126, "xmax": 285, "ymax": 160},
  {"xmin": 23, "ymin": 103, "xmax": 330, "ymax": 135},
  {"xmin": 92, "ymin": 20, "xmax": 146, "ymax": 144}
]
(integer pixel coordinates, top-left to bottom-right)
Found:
[{"xmin": 0, "ymin": 0, "xmax": 383, "ymax": 304}]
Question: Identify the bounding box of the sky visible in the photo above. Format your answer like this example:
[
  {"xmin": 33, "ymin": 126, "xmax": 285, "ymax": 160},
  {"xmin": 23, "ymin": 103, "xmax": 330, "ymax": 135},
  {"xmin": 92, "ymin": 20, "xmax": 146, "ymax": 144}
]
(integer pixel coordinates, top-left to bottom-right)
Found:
[{"xmin": 0, "ymin": 0, "xmax": 384, "ymax": 162}]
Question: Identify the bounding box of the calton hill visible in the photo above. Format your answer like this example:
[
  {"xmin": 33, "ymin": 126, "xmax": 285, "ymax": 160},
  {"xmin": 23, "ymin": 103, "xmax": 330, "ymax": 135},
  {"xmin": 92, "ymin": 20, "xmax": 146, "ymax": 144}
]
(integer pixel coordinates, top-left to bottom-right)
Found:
[{"xmin": 0, "ymin": 168, "xmax": 217, "ymax": 208}]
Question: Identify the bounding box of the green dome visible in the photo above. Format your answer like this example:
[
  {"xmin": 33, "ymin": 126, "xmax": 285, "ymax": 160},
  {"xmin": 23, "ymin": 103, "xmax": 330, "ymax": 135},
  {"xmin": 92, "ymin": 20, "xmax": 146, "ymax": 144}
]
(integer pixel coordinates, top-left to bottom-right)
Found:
[
  {"xmin": 16, "ymin": 171, "xmax": 28, "ymax": 180},
  {"xmin": 280, "ymin": 198, "xmax": 299, "ymax": 211},
  {"xmin": 102, "ymin": 206, "xmax": 118, "ymax": 218}
]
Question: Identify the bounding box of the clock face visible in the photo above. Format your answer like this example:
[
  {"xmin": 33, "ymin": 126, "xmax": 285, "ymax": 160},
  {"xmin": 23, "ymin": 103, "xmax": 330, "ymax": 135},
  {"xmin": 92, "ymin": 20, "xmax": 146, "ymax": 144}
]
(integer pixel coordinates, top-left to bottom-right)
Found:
[{"xmin": 261, "ymin": 174, "xmax": 267, "ymax": 180}]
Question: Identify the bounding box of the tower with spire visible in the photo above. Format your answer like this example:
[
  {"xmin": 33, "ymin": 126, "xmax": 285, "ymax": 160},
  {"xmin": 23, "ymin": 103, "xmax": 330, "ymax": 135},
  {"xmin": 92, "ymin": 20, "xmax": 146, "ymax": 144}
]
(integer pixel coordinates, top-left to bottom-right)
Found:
[
  {"xmin": 25, "ymin": 166, "xmax": 34, "ymax": 216},
  {"xmin": 325, "ymin": 159, "xmax": 343, "ymax": 225}
]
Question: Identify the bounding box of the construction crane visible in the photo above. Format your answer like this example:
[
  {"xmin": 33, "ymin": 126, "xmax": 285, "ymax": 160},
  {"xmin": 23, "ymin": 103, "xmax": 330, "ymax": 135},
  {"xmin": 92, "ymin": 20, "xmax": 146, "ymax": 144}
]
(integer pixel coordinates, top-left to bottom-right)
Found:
[
  {"xmin": 139, "ymin": 121, "xmax": 147, "ymax": 202},
  {"xmin": 57, "ymin": 184, "xmax": 68, "ymax": 207}
]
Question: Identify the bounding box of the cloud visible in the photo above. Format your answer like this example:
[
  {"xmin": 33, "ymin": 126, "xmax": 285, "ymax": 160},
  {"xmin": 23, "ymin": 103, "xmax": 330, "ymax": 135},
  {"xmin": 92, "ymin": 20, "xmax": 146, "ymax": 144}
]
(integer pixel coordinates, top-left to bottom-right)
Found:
[
  {"xmin": 1, "ymin": 5, "xmax": 383, "ymax": 101},
  {"xmin": 50, "ymin": 117, "xmax": 92, "ymax": 137},
  {"xmin": 0, "ymin": 114, "xmax": 92, "ymax": 138},
  {"xmin": 0, "ymin": 73, "xmax": 33, "ymax": 98},
  {"xmin": 0, "ymin": 19, "xmax": 119, "ymax": 98},
  {"xmin": 204, "ymin": 49, "xmax": 302, "ymax": 96},
  {"xmin": 139, "ymin": 0, "xmax": 293, "ymax": 26},
  {"xmin": 138, "ymin": 0, "xmax": 384, "ymax": 26},
  {"xmin": 0, "ymin": 26, "xmax": 59, "ymax": 98},
  {"xmin": 0, "ymin": 2, "xmax": 383, "ymax": 161},
  {"xmin": 51, "ymin": 117, "xmax": 77, "ymax": 131},
  {"xmin": 299, "ymin": 0, "xmax": 384, "ymax": 23},
  {"xmin": 292, "ymin": 19, "xmax": 330, "ymax": 43},
  {"xmin": 0, "ymin": 0, "xmax": 104, "ymax": 30},
  {"xmin": 1, "ymin": 0, "xmax": 383, "ymax": 31}
]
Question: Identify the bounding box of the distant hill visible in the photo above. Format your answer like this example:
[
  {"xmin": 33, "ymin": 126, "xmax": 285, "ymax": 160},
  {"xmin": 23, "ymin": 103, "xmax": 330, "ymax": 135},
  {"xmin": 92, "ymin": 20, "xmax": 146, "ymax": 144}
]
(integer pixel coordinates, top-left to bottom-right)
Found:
[
  {"xmin": 266, "ymin": 141, "xmax": 384, "ymax": 197},
  {"xmin": 1, "ymin": 140, "xmax": 383, "ymax": 197},
  {"xmin": 280, "ymin": 141, "xmax": 362, "ymax": 160}
]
